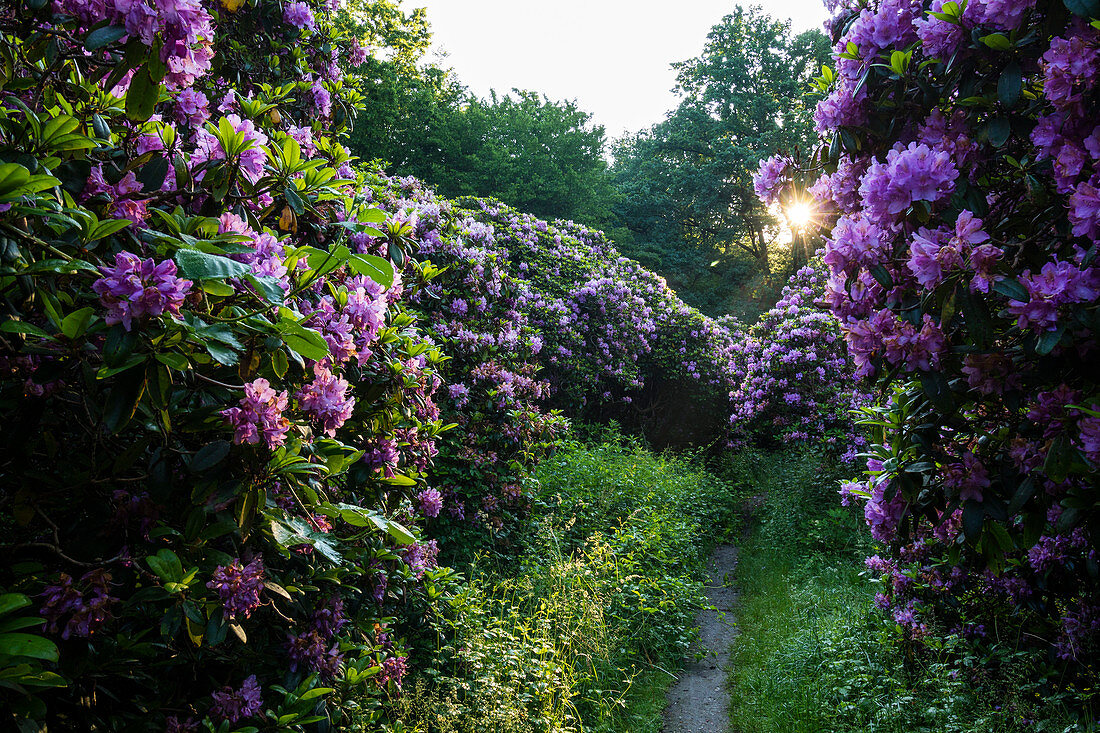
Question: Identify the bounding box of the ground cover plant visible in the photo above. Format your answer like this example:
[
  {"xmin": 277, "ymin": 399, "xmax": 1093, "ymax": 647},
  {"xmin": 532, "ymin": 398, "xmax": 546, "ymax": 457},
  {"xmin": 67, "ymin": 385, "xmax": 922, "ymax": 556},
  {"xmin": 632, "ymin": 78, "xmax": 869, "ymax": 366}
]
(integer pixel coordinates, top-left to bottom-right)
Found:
[
  {"xmin": 726, "ymin": 450, "xmax": 1085, "ymax": 733},
  {"xmin": 757, "ymin": 0, "xmax": 1100, "ymax": 719}
]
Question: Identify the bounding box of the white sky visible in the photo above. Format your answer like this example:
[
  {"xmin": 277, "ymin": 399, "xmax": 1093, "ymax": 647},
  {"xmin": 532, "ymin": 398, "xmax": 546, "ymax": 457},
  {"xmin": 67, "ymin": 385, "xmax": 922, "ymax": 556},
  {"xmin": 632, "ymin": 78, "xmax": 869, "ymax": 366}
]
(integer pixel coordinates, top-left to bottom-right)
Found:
[{"xmin": 413, "ymin": 1, "xmax": 831, "ymax": 141}]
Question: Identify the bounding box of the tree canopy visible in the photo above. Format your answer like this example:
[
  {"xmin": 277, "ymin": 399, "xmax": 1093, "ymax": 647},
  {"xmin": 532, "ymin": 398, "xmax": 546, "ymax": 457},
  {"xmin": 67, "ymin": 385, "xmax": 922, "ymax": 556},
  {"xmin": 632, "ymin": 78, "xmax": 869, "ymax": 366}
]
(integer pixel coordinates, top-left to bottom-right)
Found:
[{"xmin": 609, "ymin": 6, "xmax": 830, "ymax": 316}]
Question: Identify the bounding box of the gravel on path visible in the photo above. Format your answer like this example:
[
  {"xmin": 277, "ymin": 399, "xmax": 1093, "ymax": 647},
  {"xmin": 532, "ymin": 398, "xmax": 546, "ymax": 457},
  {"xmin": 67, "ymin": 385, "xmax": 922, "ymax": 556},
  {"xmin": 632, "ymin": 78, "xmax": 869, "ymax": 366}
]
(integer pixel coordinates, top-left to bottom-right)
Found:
[{"xmin": 661, "ymin": 543, "xmax": 739, "ymax": 733}]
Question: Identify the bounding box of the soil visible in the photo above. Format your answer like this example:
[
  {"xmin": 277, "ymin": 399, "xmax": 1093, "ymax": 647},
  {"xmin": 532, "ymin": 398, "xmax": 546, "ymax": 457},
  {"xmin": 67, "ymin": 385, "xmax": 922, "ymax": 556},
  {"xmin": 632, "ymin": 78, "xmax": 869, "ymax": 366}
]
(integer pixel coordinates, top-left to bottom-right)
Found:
[{"xmin": 661, "ymin": 543, "xmax": 740, "ymax": 733}]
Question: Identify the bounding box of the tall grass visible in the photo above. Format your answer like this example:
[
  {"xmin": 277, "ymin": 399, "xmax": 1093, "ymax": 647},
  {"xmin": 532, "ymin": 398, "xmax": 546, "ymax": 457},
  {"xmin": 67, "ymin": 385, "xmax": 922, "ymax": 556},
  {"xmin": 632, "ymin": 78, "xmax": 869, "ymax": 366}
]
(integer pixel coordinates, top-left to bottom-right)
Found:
[
  {"xmin": 724, "ymin": 450, "xmax": 1088, "ymax": 733},
  {"xmin": 393, "ymin": 432, "xmax": 741, "ymax": 732}
]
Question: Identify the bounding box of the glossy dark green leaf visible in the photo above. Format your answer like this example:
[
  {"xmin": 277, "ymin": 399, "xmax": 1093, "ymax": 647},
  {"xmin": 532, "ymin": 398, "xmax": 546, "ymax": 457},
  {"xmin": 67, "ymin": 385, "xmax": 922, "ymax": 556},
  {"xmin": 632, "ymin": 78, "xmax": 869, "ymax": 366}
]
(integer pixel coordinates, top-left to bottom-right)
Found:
[
  {"xmin": 125, "ymin": 65, "xmax": 159, "ymax": 122},
  {"xmin": 1064, "ymin": 0, "xmax": 1100, "ymax": 17},
  {"xmin": 868, "ymin": 264, "xmax": 893, "ymax": 289},
  {"xmin": 962, "ymin": 501, "xmax": 984, "ymax": 541},
  {"xmin": 191, "ymin": 441, "xmax": 230, "ymax": 472},
  {"xmin": 175, "ymin": 249, "xmax": 250, "ymax": 280},
  {"xmin": 0, "ymin": 633, "xmax": 59, "ymax": 662},
  {"xmin": 997, "ymin": 62, "xmax": 1022, "ymax": 108},
  {"xmin": 205, "ymin": 341, "xmax": 240, "ymax": 366},
  {"xmin": 347, "ymin": 254, "xmax": 394, "ymax": 289},
  {"xmin": 992, "ymin": 277, "xmax": 1029, "ymax": 302},
  {"xmin": 985, "ymin": 117, "xmax": 1011, "ymax": 147},
  {"xmin": 1035, "ymin": 326, "xmax": 1064, "ymax": 355},
  {"xmin": 244, "ymin": 274, "xmax": 285, "ymax": 305},
  {"xmin": 137, "ymin": 155, "xmax": 170, "ymax": 193},
  {"xmin": 103, "ymin": 368, "xmax": 146, "ymax": 433},
  {"xmin": 84, "ymin": 26, "xmax": 126, "ymax": 51}
]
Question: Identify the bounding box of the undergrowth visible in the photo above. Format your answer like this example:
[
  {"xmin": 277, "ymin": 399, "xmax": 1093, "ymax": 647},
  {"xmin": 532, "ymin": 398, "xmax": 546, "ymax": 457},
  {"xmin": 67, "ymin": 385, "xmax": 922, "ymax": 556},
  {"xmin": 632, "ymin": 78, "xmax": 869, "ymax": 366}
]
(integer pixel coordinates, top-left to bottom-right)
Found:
[
  {"xmin": 725, "ymin": 450, "xmax": 1091, "ymax": 733},
  {"xmin": 393, "ymin": 429, "xmax": 739, "ymax": 732}
]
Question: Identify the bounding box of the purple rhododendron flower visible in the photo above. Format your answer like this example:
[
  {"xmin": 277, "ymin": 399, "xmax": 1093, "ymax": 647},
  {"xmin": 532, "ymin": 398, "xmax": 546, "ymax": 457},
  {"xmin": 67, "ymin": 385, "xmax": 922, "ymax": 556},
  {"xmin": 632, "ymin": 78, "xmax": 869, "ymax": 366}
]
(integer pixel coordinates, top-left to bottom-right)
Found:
[
  {"xmin": 297, "ymin": 366, "xmax": 355, "ymax": 437},
  {"xmin": 378, "ymin": 655, "xmax": 408, "ymax": 689},
  {"xmin": 210, "ymin": 675, "xmax": 263, "ymax": 724},
  {"xmin": 207, "ymin": 557, "xmax": 265, "ymax": 619},
  {"xmin": 283, "ymin": 1, "xmax": 316, "ymax": 31},
  {"xmin": 221, "ymin": 378, "xmax": 291, "ymax": 448},
  {"xmin": 92, "ymin": 252, "xmax": 192, "ymax": 331},
  {"xmin": 40, "ymin": 569, "xmax": 116, "ymax": 639},
  {"xmin": 416, "ymin": 487, "xmax": 443, "ymax": 518},
  {"xmin": 753, "ymin": 154, "xmax": 792, "ymax": 207}
]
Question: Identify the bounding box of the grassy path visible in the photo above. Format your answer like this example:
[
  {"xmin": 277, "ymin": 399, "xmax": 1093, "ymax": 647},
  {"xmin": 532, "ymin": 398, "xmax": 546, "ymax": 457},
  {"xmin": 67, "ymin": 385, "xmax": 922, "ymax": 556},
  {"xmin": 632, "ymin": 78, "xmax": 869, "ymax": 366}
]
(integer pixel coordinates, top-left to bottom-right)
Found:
[{"xmin": 661, "ymin": 543, "xmax": 740, "ymax": 733}]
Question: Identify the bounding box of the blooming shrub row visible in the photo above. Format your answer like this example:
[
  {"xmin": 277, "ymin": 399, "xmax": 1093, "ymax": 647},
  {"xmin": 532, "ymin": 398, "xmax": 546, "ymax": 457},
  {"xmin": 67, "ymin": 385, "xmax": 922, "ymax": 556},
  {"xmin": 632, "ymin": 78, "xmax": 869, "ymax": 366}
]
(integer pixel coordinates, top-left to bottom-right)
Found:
[
  {"xmin": 0, "ymin": 0, "xmax": 568, "ymax": 727},
  {"xmin": 758, "ymin": 0, "xmax": 1100, "ymax": 704},
  {"xmin": 728, "ymin": 262, "xmax": 871, "ymax": 461},
  {"xmin": 448, "ymin": 197, "xmax": 747, "ymax": 446}
]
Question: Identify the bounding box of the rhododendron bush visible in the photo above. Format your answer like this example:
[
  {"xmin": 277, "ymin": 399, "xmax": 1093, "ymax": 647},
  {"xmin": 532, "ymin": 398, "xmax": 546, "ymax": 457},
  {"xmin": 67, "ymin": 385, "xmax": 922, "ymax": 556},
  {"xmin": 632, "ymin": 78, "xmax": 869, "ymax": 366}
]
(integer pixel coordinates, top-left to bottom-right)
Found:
[
  {"xmin": 0, "ymin": 0, "xmax": 529, "ymax": 726},
  {"xmin": 450, "ymin": 196, "xmax": 744, "ymax": 446},
  {"xmin": 365, "ymin": 173, "xmax": 568, "ymax": 546},
  {"xmin": 728, "ymin": 262, "xmax": 871, "ymax": 460},
  {"xmin": 758, "ymin": 0, "xmax": 1100, "ymax": 699}
]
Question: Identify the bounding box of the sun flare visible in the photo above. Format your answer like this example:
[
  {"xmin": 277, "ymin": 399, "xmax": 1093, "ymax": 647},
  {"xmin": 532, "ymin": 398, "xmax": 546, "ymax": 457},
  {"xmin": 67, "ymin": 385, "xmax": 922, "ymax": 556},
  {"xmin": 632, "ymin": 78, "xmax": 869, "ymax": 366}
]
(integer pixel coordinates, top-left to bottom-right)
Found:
[{"xmin": 786, "ymin": 201, "xmax": 815, "ymax": 230}]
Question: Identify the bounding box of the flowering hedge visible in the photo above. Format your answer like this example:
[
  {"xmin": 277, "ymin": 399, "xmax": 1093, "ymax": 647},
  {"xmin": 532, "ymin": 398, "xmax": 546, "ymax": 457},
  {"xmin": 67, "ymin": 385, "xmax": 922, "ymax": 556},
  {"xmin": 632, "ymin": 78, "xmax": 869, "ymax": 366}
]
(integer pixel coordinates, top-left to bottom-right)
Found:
[
  {"xmin": 450, "ymin": 197, "xmax": 743, "ymax": 447},
  {"xmin": 759, "ymin": 0, "xmax": 1100, "ymax": 699},
  {"xmin": 728, "ymin": 262, "xmax": 870, "ymax": 460},
  {"xmin": 0, "ymin": 0, "xmax": 484, "ymax": 727},
  {"xmin": 366, "ymin": 173, "xmax": 569, "ymax": 545}
]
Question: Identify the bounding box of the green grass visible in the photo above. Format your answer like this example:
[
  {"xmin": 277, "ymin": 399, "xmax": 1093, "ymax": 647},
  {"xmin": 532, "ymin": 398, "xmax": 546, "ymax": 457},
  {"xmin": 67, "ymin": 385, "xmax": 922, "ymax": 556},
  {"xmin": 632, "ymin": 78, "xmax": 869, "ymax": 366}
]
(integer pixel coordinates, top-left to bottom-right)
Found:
[
  {"xmin": 394, "ymin": 433, "xmax": 741, "ymax": 733},
  {"xmin": 724, "ymin": 450, "xmax": 1090, "ymax": 733}
]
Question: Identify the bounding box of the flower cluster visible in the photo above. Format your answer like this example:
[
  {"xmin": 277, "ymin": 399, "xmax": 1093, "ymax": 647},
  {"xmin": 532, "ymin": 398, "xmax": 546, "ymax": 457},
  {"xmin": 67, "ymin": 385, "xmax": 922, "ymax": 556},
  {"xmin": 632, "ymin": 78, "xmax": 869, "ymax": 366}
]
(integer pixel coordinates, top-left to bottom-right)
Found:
[
  {"xmin": 221, "ymin": 378, "xmax": 291, "ymax": 448},
  {"xmin": 206, "ymin": 557, "xmax": 265, "ymax": 620},
  {"xmin": 39, "ymin": 570, "xmax": 116, "ymax": 640},
  {"xmin": 210, "ymin": 675, "xmax": 263, "ymax": 725},
  {"xmin": 727, "ymin": 263, "xmax": 869, "ymax": 459},
  {"xmin": 92, "ymin": 252, "xmax": 192, "ymax": 331}
]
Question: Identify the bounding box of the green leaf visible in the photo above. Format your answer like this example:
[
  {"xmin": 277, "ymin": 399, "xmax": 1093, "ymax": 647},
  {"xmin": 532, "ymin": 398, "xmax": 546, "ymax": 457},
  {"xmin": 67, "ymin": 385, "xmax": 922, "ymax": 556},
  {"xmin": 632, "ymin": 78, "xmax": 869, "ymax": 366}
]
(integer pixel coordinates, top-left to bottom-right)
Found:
[
  {"xmin": 993, "ymin": 277, "xmax": 1029, "ymax": 302},
  {"xmin": 0, "ymin": 320, "xmax": 55, "ymax": 340},
  {"xmin": 191, "ymin": 441, "xmax": 230, "ymax": 472},
  {"xmin": 84, "ymin": 26, "xmax": 127, "ymax": 51},
  {"xmin": 998, "ymin": 62, "xmax": 1022, "ymax": 108},
  {"xmin": 205, "ymin": 341, "xmax": 240, "ymax": 366},
  {"xmin": 0, "ymin": 595, "xmax": 32, "ymax": 617},
  {"xmin": 0, "ymin": 633, "xmax": 59, "ymax": 662},
  {"xmin": 60, "ymin": 307, "xmax": 95, "ymax": 340},
  {"xmin": 88, "ymin": 218, "xmax": 132, "ymax": 242},
  {"xmin": 299, "ymin": 687, "xmax": 334, "ymax": 702},
  {"xmin": 175, "ymin": 249, "xmax": 250, "ymax": 280},
  {"xmin": 102, "ymin": 367, "xmax": 146, "ymax": 433},
  {"xmin": 1035, "ymin": 326, "xmax": 1065, "ymax": 356},
  {"xmin": 347, "ymin": 254, "xmax": 395, "ymax": 289},
  {"xmin": 201, "ymin": 280, "xmax": 236, "ymax": 297},
  {"xmin": 386, "ymin": 520, "xmax": 415, "ymax": 545},
  {"xmin": 868, "ymin": 264, "xmax": 893, "ymax": 289},
  {"xmin": 136, "ymin": 155, "xmax": 170, "ymax": 193},
  {"xmin": 278, "ymin": 319, "xmax": 329, "ymax": 362},
  {"xmin": 1006, "ymin": 477, "xmax": 1036, "ymax": 515},
  {"xmin": 962, "ymin": 502, "xmax": 984, "ymax": 541},
  {"xmin": 154, "ymin": 352, "xmax": 190, "ymax": 370},
  {"xmin": 146, "ymin": 549, "xmax": 184, "ymax": 582},
  {"xmin": 979, "ymin": 33, "xmax": 1012, "ymax": 51},
  {"xmin": 244, "ymin": 274, "xmax": 285, "ymax": 305},
  {"xmin": 125, "ymin": 65, "xmax": 160, "ymax": 122},
  {"xmin": 1064, "ymin": 0, "xmax": 1100, "ymax": 17},
  {"xmin": 0, "ymin": 163, "xmax": 30, "ymax": 198},
  {"xmin": 284, "ymin": 185, "xmax": 306, "ymax": 215},
  {"xmin": 272, "ymin": 349, "xmax": 289, "ymax": 378},
  {"xmin": 985, "ymin": 117, "xmax": 1011, "ymax": 147}
]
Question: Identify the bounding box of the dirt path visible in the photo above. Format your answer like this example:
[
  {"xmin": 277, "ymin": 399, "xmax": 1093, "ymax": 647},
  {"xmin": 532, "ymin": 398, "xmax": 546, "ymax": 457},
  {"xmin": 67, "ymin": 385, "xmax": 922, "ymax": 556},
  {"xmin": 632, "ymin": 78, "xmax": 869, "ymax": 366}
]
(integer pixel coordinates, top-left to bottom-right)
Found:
[{"xmin": 661, "ymin": 543, "xmax": 739, "ymax": 733}]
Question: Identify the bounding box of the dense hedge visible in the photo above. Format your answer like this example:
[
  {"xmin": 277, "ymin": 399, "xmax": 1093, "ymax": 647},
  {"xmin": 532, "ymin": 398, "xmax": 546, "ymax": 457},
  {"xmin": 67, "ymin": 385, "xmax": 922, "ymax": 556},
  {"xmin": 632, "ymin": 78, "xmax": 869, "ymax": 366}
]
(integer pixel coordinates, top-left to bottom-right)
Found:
[{"xmin": 759, "ymin": 0, "xmax": 1100, "ymax": 708}]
